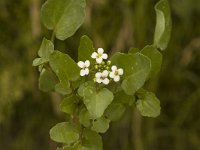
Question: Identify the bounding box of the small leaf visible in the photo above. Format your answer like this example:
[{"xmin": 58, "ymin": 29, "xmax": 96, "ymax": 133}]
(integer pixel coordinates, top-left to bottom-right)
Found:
[
  {"xmin": 91, "ymin": 116, "xmax": 110, "ymax": 133},
  {"xmin": 83, "ymin": 87, "xmax": 114, "ymax": 119},
  {"xmin": 78, "ymin": 81, "xmax": 95, "ymax": 97},
  {"xmin": 154, "ymin": 0, "xmax": 172, "ymax": 50},
  {"xmin": 32, "ymin": 38, "xmax": 54, "ymax": 66},
  {"xmin": 50, "ymin": 122, "xmax": 80, "ymax": 144},
  {"xmin": 41, "ymin": 0, "xmax": 86, "ymax": 40},
  {"xmin": 141, "ymin": 45, "xmax": 163, "ymax": 78},
  {"xmin": 60, "ymin": 95, "xmax": 76, "ymax": 115},
  {"xmin": 136, "ymin": 90, "xmax": 161, "ymax": 117},
  {"xmin": 79, "ymin": 107, "xmax": 91, "ymax": 128},
  {"xmin": 105, "ymin": 103, "xmax": 126, "ymax": 121},
  {"xmin": 39, "ymin": 68, "xmax": 57, "ymax": 92},
  {"xmin": 128, "ymin": 47, "xmax": 140, "ymax": 54},
  {"xmin": 82, "ymin": 129, "xmax": 103, "ymax": 150},
  {"xmin": 32, "ymin": 58, "xmax": 47, "ymax": 66},
  {"xmin": 38, "ymin": 38, "xmax": 54, "ymax": 59},
  {"xmin": 78, "ymin": 35, "xmax": 95, "ymax": 61}
]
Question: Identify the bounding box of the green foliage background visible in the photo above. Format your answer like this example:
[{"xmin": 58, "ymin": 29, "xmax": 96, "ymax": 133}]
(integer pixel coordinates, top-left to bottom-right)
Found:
[{"xmin": 0, "ymin": 0, "xmax": 200, "ymax": 150}]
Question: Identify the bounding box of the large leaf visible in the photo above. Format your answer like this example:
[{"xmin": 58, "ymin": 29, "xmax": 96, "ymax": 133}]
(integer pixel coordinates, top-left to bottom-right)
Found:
[
  {"xmin": 50, "ymin": 122, "xmax": 80, "ymax": 144},
  {"xmin": 141, "ymin": 45, "xmax": 163, "ymax": 78},
  {"xmin": 136, "ymin": 90, "xmax": 161, "ymax": 117},
  {"xmin": 81, "ymin": 129, "xmax": 103, "ymax": 150},
  {"xmin": 154, "ymin": 0, "xmax": 172, "ymax": 50},
  {"xmin": 111, "ymin": 53, "xmax": 151, "ymax": 95},
  {"xmin": 32, "ymin": 38, "xmax": 54, "ymax": 66},
  {"xmin": 49, "ymin": 51, "xmax": 79, "ymax": 94},
  {"xmin": 60, "ymin": 95, "xmax": 76, "ymax": 115},
  {"xmin": 78, "ymin": 35, "xmax": 95, "ymax": 61},
  {"xmin": 82, "ymin": 86, "xmax": 114, "ymax": 119},
  {"xmin": 91, "ymin": 116, "xmax": 110, "ymax": 133},
  {"xmin": 39, "ymin": 68, "xmax": 57, "ymax": 92},
  {"xmin": 41, "ymin": 0, "xmax": 86, "ymax": 40}
]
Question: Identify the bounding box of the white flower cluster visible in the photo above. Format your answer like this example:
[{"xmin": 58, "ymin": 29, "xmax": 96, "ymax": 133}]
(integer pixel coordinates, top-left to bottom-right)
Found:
[{"xmin": 77, "ymin": 48, "xmax": 123, "ymax": 85}]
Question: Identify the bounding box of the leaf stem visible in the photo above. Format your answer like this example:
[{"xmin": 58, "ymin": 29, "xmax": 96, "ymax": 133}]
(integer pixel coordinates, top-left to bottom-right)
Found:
[{"xmin": 51, "ymin": 31, "xmax": 55, "ymax": 42}]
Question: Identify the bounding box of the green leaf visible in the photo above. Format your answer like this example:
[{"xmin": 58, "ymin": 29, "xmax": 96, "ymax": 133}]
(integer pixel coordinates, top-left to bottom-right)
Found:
[
  {"xmin": 41, "ymin": 0, "xmax": 86, "ymax": 40},
  {"xmin": 141, "ymin": 45, "xmax": 163, "ymax": 78},
  {"xmin": 39, "ymin": 68, "xmax": 57, "ymax": 92},
  {"xmin": 38, "ymin": 38, "xmax": 54, "ymax": 59},
  {"xmin": 57, "ymin": 146, "xmax": 73, "ymax": 150},
  {"xmin": 114, "ymin": 90, "xmax": 135, "ymax": 105},
  {"xmin": 32, "ymin": 58, "xmax": 47, "ymax": 66},
  {"xmin": 32, "ymin": 38, "xmax": 54, "ymax": 66},
  {"xmin": 55, "ymin": 83, "xmax": 72, "ymax": 95},
  {"xmin": 128, "ymin": 47, "xmax": 140, "ymax": 54},
  {"xmin": 78, "ymin": 35, "xmax": 95, "ymax": 61},
  {"xmin": 50, "ymin": 122, "xmax": 80, "ymax": 144},
  {"xmin": 77, "ymin": 81, "xmax": 95, "ymax": 97},
  {"xmin": 60, "ymin": 95, "xmax": 76, "ymax": 115},
  {"xmin": 91, "ymin": 117, "xmax": 110, "ymax": 133},
  {"xmin": 111, "ymin": 52, "xmax": 151, "ymax": 95},
  {"xmin": 83, "ymin": 87, "xmax": 114, "ymax": 119},
  {"xmin": 49, "ymin": 51, "xmax": 79, "ymax": 95},
  {"xmin": 136, "ymin": 90, "xmax": 161, "ymax": 117},
  {"xmin": 154, "ymin": 0, "xmax": 172, "ymax": 50},
  {"xmin": 81, "ymin": 129, "xmax": 103, "ymax": 150},
  {"xmin": 79, "ymin": 107, "xmax": 91, "ymax": 128},
  {"xmin": 105, "ymin": 103, "xmax": 126, "ymax": 121}
]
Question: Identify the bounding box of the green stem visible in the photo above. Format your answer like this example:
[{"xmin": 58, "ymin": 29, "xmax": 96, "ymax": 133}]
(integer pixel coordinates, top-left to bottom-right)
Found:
[{"xmin": 51, "ymin": 31, "xmax": 55, "ymax": 42}]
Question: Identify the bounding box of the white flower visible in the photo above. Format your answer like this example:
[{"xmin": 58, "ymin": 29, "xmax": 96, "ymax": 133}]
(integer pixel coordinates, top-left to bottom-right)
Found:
[
  {"xmin": 91, "ymin": 48, "xmax": 108, "ymax": 64},
  {"xmin": 77, "ymin": 60, "xmax": 90, "ymax": 76},
  {"xmin": 109, "ymin": 65, "xmax": 123, "ymax": 82},
  {"xmin": 95, "ymin": 70, "xmax": 110, "ymax": 85}
]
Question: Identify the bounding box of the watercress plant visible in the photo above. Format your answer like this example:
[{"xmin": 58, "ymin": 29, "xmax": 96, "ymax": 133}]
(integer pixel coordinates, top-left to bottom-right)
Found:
[{"xmin": 33, "ymin": 0, "xmax": 171, "ymax": 149}]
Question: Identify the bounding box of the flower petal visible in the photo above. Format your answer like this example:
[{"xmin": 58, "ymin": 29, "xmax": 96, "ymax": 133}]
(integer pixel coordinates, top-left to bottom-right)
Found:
[
  {"xmin": 84, "ymin": 68, "xmax": 89, "ymax": 75},
  {"xmin": 118, "ymin": 68, "xmax": 123, "ymax": 75},
  {"xmin": 80, "ymin": 69, "xmax": 86, "ymax": 76},
  {"xmin": 91, "ymin": 52, "xmax": 98, "ymax": 58},
  {"xmin": 102, "ymin": 70, "xmax": 109, "ymax": 77},
  {"xmin": 77, "ymin": 61, "xmax": 84, "ymax": 68},
  {"xmin": 96, "ymin": 78, "xmax": 102, "ymax": 83},
  {"xmin": 109, "ymin": 72, "xmax": 115, "ymax": 78},
  {"xmin": 96, "ymin": 57, "xmax": 103, "ymax": 64},
  {"xmin": 102, "ymin": 53, "xmax": 108, "ymax": 59},
  {"xmin": 95, "ymin": 72, "xmax": 102, "ymax": 78},
  {"xmin": 97, "ymin": 48, "xmax": 104, "ymax": 54},
  {"xmin": 85, "ymin": 60, "xmax": 90, "ymax": 67},
  {"xmin": 103, "ymin": 78, "xmax": 109, "ymax": 85},
  {"xmin": 111, "ymin": 65, "xmax": 117, "ymax": 71},
  {"xmin": 114, "ymin": 76, "xmax": 120, "ymax": 82}
]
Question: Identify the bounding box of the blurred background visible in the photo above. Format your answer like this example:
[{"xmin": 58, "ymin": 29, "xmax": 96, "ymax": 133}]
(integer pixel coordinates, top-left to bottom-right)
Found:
[{"xmin": 0, "ymin": 0, "xmax": 200, "ymax": 149}]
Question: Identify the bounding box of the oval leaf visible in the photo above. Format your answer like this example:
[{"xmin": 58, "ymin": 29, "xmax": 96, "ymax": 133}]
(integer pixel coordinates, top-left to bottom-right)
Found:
[
  {"xmin": 41, "ymin": 0, "xmax": 86, "ymax": 40},
  {"xmin": 154, "ymin": 0, "xmax": 172, "ymax": 50},
  {"xmin": 50, "ymin": 122, "xmax": 80, "ymax": 144},
  {"xmin": 91, "ymin": 117, "xmax": 110, "ymax": 133},
  {"xmin": 136, "ymin": 91, "xmax": 161, "ymax": 117},
  {"xmin": 78, "ymin": 35, "xmax": 95, "ymax": 61}
]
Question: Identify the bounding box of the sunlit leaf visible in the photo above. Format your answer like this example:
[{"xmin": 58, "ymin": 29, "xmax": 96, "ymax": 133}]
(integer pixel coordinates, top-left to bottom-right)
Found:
[
  {"xmin": 50, "ymin": 122, "xmax": 80, "ymax": 144},
  {"xmin": 154, "ymin": 0, "xmax": 172, "ymax": 50}
]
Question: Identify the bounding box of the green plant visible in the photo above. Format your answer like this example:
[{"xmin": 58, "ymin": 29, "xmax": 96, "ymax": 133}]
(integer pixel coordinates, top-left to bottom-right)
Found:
[{"xmin": 33, "ymin": 0, "xmax": 171, "ymax": 149}]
